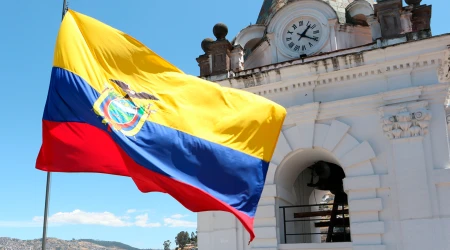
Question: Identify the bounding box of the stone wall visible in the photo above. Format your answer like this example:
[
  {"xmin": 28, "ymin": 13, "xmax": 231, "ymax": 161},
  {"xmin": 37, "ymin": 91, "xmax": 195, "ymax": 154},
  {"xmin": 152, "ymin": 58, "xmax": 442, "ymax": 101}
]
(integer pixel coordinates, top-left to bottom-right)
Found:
[{"xmin": 197, "ymin": 30, "xmax": 450, "ymax": 250}]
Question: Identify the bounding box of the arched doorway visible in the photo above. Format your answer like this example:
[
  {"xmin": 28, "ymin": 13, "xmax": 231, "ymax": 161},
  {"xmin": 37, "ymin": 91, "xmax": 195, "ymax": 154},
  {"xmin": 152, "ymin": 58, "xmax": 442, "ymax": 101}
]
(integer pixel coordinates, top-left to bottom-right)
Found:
[
  {"xmin": 195, "ymin": 120, "xmax": 384, "ymax": 249},
  {"xmin": 274, "ymin": 149, "xmax": 351, "ymax": 244},
  {"xmin": 253, "ymin": 120, "xmax": 385, "ymax": 248}
]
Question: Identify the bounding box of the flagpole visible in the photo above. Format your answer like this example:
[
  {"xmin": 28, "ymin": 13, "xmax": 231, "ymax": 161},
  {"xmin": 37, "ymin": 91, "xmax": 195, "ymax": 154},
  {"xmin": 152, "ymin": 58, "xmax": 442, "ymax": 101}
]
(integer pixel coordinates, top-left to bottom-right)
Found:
[
  {"xmin": 41, "ymin": 172, "xmax": 51, "ymax": 250},
  {"xmin": 41, "ymin": 2, "xmax": 68, "ymax": 249}
]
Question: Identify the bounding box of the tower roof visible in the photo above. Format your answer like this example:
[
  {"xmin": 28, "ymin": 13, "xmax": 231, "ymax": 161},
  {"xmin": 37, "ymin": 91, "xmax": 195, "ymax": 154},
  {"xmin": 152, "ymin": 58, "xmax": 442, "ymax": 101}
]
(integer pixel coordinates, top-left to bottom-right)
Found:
[
  {"xmin": 256, "ymin": 0, "xmax": 375, "ymax": 25},
  {"xmin": 256, "ymin": 0, "xmax": 287, "ymax": 25}
]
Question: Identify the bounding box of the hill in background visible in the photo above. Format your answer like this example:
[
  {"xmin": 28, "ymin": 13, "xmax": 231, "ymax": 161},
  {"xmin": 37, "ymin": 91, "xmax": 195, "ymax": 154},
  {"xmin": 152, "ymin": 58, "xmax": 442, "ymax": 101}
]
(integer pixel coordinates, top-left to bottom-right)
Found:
[{"xmin": 0, "ymin": 237, "xmax": 159, "ymax": 250}]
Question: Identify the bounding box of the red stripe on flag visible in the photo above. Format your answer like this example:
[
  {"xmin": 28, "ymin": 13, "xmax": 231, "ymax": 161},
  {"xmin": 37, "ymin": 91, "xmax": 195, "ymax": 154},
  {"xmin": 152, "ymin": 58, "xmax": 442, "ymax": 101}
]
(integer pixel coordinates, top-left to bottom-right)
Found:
[
  {"xmin": 36, "ymin": 120, "xmax": 256, "ymax": 241},
  {"xmin": 36, "ymin": 120, "xmax": 130, "ymax": 176}
]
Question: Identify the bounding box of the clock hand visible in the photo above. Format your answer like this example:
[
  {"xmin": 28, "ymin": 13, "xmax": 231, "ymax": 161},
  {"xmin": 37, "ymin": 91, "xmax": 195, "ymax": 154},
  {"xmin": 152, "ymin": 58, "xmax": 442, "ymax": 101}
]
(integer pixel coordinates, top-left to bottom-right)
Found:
[
  {"xmin": 301, "ymin": 24, "xmax": 312, "ymax": 36},
  {"xmin": 303, "ymin": 35, "xmax": 318, "ymax": 41},
  {"xmin": 297, "ymin": 24, "xmax": 312, "ymax": 41}
]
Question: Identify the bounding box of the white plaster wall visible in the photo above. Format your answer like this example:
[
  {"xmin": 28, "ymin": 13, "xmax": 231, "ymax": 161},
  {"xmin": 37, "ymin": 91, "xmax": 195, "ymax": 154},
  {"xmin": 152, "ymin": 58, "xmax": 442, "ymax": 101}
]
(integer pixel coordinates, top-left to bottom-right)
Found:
[
  {"xmin": 427, "ymin": 103, "xmax": 450, "ymax": 169},
  {"xmin": 437, "ymin": 218, "xmax": 450, "ymax": 250},
  {"xmin": 199, "ymin": 102, "xmax": 450, "ymax": 250},
  {"xmin": 336, "ymin": 114, "xmax": 389, "ymax": 175},
  {"xmin": 245, "ymin": 42, "xmax": 272, "ymax": 70},
  {"xmin": 197, "ymin": 212, "xmax": 243, "ymax": 250},
  {"xmin": 198, "ymin": 29, "xmax": 450, "ymax": 250}
]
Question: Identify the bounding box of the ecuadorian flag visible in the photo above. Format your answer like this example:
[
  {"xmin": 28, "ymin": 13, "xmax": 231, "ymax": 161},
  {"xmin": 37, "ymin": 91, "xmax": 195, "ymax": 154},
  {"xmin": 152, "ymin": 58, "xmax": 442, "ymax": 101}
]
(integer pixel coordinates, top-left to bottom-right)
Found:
[{"xmin": 36, "ymin": 10, "xmax": 286, "ymax": 241}]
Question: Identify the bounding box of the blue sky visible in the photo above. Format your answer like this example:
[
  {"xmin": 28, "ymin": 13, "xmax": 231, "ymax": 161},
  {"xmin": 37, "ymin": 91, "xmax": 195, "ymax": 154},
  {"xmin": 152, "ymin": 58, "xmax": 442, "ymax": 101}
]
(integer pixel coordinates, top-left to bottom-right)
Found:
[{"xmin": 0, "ymin": 0, "xmax": 448, "ymax": 249}]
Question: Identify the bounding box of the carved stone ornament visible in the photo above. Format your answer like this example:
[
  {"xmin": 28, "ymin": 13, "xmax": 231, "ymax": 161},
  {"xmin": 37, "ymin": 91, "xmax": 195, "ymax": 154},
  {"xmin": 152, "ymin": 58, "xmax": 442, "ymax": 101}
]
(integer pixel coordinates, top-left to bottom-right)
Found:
[
  {"xmin": 381, "ymin": 107, "xmax": 432, "ymax": 140},
  {"xmin": 438, "ymin": 45, "xmax": 450, "ymax": 83}
]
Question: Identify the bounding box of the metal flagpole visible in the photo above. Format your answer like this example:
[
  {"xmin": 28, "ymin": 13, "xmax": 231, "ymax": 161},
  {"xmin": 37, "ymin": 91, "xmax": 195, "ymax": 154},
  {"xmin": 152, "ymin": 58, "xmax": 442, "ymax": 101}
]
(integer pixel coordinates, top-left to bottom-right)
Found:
[
  {"xmin": 41, "ymin": 2, "xmax": 68, "ymax": 249},
  {"xmin": 41, "ymin": 171, "xmax": 51, "ymax": 250}
]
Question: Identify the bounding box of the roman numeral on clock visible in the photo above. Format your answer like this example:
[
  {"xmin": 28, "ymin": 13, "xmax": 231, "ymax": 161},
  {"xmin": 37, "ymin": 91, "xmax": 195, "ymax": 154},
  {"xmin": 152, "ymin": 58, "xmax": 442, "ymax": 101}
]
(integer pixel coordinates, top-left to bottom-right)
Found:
[{"xmin": 286, "ymin": 37, "xmax": 292, "ymax": 41}]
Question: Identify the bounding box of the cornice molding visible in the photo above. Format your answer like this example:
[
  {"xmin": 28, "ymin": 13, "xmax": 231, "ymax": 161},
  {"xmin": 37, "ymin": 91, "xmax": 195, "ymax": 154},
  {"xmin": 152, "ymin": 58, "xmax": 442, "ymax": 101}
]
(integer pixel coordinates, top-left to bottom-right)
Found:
[
  {"xmin": 215, "ymin": 35, "xmax": 450, "ymax": 93},
  {"xmin": 281, "ymin": 84, "xmax": 448, "ymax": 126},
  {"xmin": 217, "ymin": 55, "xmax": 448, "ymax": 115},
  {"xmin": 239, "ymin": 52, "xmax": 441, "ymax": 98}
]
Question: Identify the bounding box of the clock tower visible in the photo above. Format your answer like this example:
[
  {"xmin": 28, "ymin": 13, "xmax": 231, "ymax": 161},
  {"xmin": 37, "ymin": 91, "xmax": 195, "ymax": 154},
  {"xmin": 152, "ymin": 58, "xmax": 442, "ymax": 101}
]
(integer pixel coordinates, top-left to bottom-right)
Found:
[
  {"xmin": 195, "ymin": 1, "xmax": 450, "ymax": 250},
  {"xmin": 255, "ymin": 0, "xmax": 286, "ymax": 25},
  {"xmin": 197, "ymin": 0, "xmax": 377, "ymax": 72},
  {"xmin": 281, "ymin": 16, "xmax": 325, "ymax": 56},
  {"xmin": 267, "ymin": 1, "xmax": 338, "ymax": 59}
]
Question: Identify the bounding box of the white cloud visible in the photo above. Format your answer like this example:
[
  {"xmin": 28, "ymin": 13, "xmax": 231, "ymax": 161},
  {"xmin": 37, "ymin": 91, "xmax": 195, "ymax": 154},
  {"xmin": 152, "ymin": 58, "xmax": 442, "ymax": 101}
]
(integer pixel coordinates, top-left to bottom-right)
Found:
[
  {"xmin": 135, "ymin": 214, "xmax": 161, "ymax": 228},
  {"xmin": 163, "ymin": 214, "xmax": 197, "ymax": 228},
  {"xmin": 170, "ymin": 214, "xmax": 188, "ymax": 219},
  {"xmin": 0, "ymin": 221, "xmax": 42, "ymax": 228},
  {"xmin": 32, "ymin": 209, "xmax": 131, "ymax": 227},
  {"xmin": 31, "ymin": 209, "xmax": 160, "ymax": 228},
  {"xmin": 0, "ymin": 210, "xmax": 194, "ymax": 229}
]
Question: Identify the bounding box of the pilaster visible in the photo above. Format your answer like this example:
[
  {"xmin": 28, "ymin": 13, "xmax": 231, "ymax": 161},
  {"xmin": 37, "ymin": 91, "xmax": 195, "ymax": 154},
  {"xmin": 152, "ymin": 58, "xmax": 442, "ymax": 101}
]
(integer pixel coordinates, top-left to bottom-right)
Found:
[
  {"xmin": 378, "ymin": 101, "xmax": 435, "ymax": 245},
  {"xmin": 328, "ymin": 18, "xmax": 338, "ymax": 51}
]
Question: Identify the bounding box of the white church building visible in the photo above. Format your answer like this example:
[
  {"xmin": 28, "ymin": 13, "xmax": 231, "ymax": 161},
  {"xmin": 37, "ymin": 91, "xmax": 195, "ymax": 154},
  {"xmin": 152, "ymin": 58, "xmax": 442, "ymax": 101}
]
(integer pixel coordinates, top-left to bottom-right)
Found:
[{"xmin": 195, "ymin": 0, "xmax": 450, "ymax": 250}]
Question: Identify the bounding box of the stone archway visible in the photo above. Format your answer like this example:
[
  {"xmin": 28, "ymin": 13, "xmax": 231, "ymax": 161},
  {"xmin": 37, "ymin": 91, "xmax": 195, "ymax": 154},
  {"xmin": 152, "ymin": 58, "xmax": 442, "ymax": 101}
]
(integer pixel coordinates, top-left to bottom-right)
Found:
[
  {"xmin": 274, "ymin": 148, "xmax": 345, "ymax": 244},
  {"xmin": 252, "ymin": 120, "xmax": 386, "ymax": 249}
]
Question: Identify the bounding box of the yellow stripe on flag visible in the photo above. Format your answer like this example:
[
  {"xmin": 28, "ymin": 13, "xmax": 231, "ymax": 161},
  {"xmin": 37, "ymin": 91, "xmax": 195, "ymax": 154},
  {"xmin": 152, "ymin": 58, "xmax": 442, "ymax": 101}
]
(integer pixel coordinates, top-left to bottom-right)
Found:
[{"xmin": 52, "ymin": 10, "xmax": 286, "ymax": 162}]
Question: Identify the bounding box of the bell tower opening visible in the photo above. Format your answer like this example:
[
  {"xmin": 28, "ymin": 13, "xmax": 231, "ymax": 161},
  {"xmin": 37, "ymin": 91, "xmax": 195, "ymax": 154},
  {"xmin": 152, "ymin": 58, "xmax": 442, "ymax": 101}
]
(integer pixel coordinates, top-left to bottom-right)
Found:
[
  {"xmin": 277, "ymin": 150, "xmax": 351, "ymax": 244},
  {"xmin": 306, "ymin": 161, "xmax": 350, "ymax": 243}
]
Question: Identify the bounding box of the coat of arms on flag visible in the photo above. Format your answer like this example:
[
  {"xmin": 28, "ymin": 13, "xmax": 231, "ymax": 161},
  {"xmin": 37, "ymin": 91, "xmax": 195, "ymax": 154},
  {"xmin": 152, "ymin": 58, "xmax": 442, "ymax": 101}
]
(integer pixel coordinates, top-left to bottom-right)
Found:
[
  {"xmin": 93, "ymin": 79, "xmax": 159, "ymax": 136},
  {"xmin": 36, "ymin": 9, "xmax": 286, "ymax": 242}
]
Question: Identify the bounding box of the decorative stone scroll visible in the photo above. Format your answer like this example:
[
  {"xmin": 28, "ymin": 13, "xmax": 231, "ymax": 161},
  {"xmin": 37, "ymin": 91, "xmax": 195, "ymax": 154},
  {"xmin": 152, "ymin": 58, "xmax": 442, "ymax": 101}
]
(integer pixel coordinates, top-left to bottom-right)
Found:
[{"xmin": 380, "ymin": 107, "xmax": 432, "ymax": 140}]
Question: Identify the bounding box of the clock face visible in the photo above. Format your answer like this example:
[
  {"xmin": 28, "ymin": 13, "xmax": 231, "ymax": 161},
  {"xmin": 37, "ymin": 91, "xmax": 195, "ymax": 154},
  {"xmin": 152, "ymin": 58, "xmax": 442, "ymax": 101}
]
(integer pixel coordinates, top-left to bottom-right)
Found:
[{"xmin": 283, "ymin": 17, "xmax": 323, "ymax": 55}]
